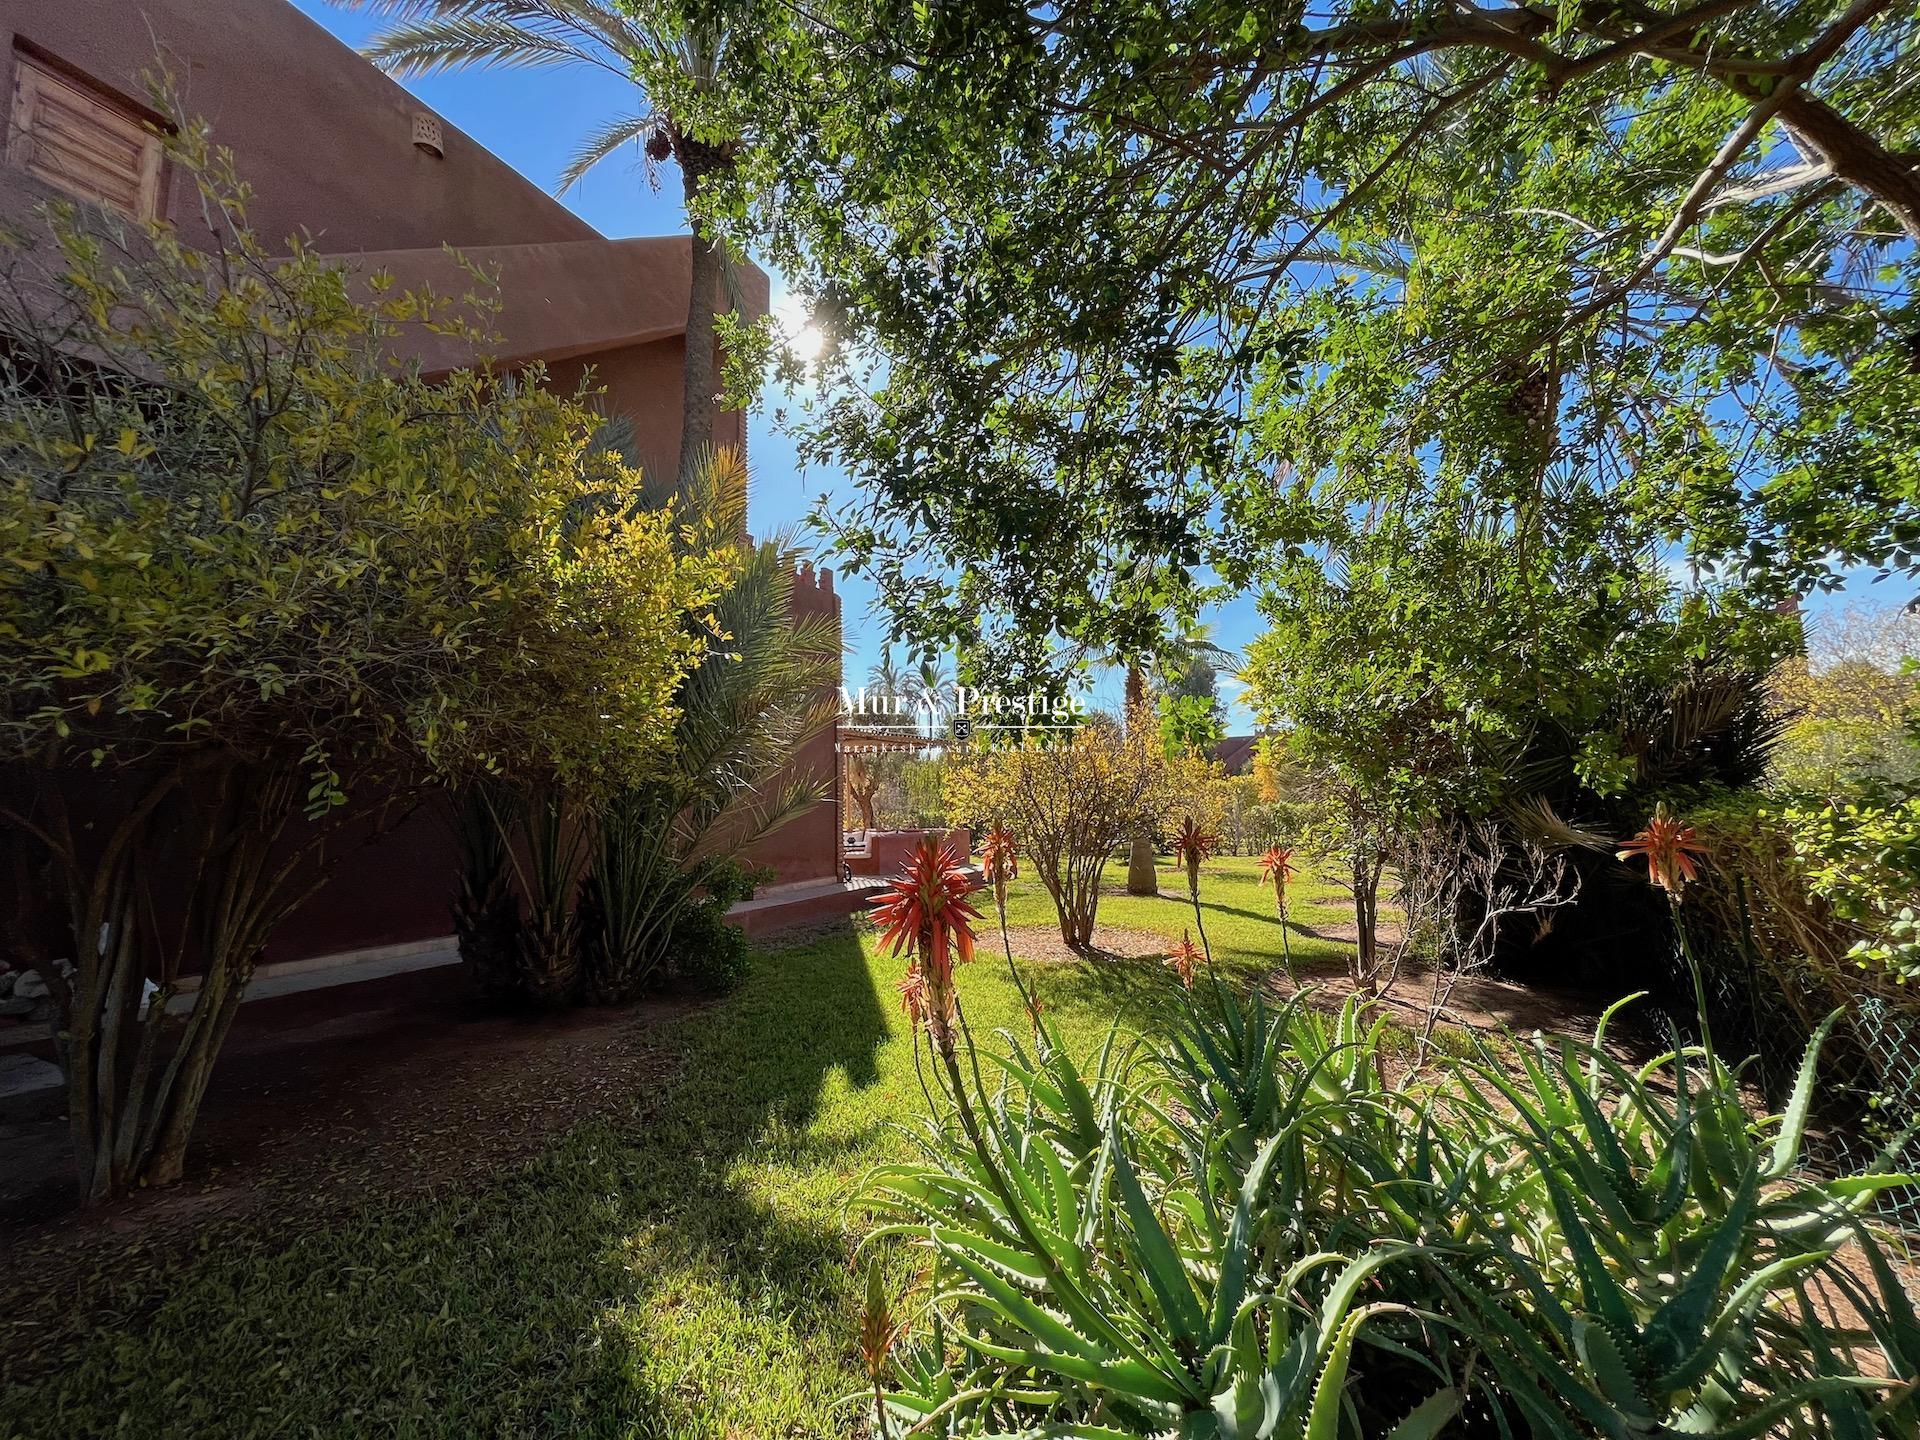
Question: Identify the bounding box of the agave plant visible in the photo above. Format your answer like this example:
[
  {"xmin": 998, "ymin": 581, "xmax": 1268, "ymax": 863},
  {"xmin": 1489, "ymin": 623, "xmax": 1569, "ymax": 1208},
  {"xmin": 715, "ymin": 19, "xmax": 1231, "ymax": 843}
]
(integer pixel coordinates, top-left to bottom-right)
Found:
[
  {"xmin": 863, "ymin": 999, "xmax": 1464, "ymax": 1437},
  {"xmin": 506, "ymin": 787, "xmax": 593, "ymax": 1007},
  {"xmin": 449, "ymin": 781, "xmax": 522, "ymax": 1003}
]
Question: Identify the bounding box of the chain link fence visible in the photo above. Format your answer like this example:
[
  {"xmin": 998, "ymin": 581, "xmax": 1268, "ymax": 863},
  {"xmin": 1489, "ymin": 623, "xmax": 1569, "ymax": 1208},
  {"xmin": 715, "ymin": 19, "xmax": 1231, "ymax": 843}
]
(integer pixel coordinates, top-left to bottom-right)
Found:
[{"xmin": 1669, "ymin": 929, "xmax": 1920, "ymax": 1288}]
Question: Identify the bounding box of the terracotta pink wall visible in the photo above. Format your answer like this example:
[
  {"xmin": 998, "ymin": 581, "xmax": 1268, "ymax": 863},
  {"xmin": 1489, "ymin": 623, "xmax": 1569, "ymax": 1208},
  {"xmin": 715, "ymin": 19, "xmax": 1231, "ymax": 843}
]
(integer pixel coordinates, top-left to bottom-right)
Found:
[
  {"xmin": 266, "ymin": 801, "xmax": 458, "ymax": 963},
  {"xmin": 545, "ymin": 336, "xmax": 747, "ymax": 481},
  {"xmin": 741, "ymin": 564, "xmax": 843, "ymax": 887},
  {"xmin": 0, "ymin": 0, "xmax": 827, "ymax": 962},
  {"xmin": 0, "ymin": 0, "xmax": 594, "ymax": 255}
]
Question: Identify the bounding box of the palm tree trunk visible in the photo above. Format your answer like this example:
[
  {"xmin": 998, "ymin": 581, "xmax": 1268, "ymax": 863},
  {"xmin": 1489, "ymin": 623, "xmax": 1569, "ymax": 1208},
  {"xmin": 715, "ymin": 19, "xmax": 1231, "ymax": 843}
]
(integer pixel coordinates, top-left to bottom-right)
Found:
[
  {"xmin": 1123, "ymin": 662, "xmax": 1158, "ymax": 896},
  {"xmin": 675, "ymin": 137, "xmax": 728, "ymax": 484}
]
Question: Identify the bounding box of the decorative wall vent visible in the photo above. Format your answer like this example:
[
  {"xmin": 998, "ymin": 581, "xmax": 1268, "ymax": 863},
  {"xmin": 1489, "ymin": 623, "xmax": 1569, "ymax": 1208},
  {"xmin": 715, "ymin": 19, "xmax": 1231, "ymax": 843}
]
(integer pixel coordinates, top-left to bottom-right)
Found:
[{"xmin": 411, "ymin": 111, "xmax": 443, "ymax": 157}]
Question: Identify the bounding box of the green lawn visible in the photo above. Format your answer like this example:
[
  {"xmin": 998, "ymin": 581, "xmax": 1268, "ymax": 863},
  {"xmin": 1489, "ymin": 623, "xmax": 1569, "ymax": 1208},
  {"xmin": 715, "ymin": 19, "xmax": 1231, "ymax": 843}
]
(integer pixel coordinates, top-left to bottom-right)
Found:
[{"xmin": 0, "ymin": 856, "xmax": 1352, "ymax": 1440}]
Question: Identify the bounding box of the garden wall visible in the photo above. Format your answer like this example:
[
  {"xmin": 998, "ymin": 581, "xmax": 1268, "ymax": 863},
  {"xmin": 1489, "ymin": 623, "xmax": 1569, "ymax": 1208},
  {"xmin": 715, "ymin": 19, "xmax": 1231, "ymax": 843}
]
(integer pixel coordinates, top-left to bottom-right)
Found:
[{"xmin": 847, "ymin": 827, "xmax": 975, "ymax": 879}]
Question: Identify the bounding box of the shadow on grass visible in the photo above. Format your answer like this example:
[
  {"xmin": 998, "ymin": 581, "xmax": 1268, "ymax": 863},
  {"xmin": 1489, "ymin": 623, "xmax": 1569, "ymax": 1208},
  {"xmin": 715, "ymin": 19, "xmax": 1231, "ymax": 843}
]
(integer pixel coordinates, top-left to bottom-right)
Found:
[{"xmin": 0, "ymin": 918, "xmax": 892, "ymax": 1439}]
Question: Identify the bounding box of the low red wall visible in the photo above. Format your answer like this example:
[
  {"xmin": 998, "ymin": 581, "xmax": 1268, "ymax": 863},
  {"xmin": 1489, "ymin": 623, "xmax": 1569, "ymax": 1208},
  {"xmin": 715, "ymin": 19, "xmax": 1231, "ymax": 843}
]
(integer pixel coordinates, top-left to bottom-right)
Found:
[
  {"xmin": 269, "ymin": 798, "xmax": 458, "ymax": 963},
  {"xmin": 847, "ymin": 827, "xmax": 974, "ymax": 880}
]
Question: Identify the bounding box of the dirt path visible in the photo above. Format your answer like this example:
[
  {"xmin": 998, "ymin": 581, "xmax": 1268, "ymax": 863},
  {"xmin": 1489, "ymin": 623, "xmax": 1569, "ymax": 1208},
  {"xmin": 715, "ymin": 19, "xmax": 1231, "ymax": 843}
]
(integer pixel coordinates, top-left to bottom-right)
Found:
[
  {"xmin": 998, "ymin": 923, "xmax": 1176, "ymax": 966},
  {"xmin": 1268, "ymin": 962, "xmax": 1647, "ymax": 1049}
]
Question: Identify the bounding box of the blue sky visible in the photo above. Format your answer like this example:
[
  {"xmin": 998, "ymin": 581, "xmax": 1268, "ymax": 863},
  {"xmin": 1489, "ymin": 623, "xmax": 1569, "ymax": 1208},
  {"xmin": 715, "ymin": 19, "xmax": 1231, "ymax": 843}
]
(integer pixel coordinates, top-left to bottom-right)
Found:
[{"xmin": 289, "ymin": 0, "xmax": 1262, "ymax": 729}]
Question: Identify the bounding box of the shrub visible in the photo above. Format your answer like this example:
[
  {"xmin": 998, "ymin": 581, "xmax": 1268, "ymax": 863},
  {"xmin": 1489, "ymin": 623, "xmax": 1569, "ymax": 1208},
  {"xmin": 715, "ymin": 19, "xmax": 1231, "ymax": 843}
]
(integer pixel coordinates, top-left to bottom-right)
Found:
[
  {"xmin": 452, "ymin": 450, "xmax": 837, "ymax": 1009},
  {"xmin": 945, "ymin": 718, "xmax": 1160, "ymax": 947},
  {"xmin": 0, "ymin": 131, "xmax": 718, "ymax": 1198},
  {"xmin": 861, "ymin": 988, "xmax": 1920, "ymax": 1437},
  {"xmin": 1783, "ymin": 781, "xmax": 1920, "ymax": 985},
  {"xmin": 574, "ymin": 462, "xmax": 837, "ymax": 1004},
  {"xmin": 666, "ymin": 860, "xmax": 764, "ymax": 996}
]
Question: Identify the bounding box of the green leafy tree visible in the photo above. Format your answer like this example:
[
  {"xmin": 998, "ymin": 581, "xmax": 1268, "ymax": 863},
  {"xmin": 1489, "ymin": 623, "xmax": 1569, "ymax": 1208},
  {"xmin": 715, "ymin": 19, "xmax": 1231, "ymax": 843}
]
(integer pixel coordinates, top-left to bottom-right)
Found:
[
  {"xmin": 740, "ymin": 0, "xmax": 1917, "ymax": 648},
  {"xmin": 945, "ymin": 718, "xmax": 1161, "ymax": 948},
  {"xmin": 0, "ymin": 137, "xmax": 717, "ymax": 1200},
  {"xmin": 1770, "ymin": 600, "xmax": 1920, "ymax": 792},
  {"xmin": 1158, "ymin": 692, "xmax": 1225, "ymax": 760}
]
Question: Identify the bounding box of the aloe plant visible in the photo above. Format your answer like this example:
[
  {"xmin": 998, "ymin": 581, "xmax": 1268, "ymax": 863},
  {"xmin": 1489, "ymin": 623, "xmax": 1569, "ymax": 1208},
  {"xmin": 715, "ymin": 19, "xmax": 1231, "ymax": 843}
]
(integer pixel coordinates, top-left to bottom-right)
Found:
[{"xmin": 861, "ymin": 985, "xmax": 1920, "ymax": 1437}]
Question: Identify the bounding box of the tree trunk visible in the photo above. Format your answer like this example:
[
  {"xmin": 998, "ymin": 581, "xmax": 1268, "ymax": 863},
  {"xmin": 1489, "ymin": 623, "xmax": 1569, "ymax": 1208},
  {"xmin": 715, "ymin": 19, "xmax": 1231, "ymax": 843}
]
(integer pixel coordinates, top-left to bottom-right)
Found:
[
  {"xmin": 1352, "ymin": 854, "xmax": 1379, "ymax": 993},
  {"xmin": 27, "ymin": 755, "xmax": 378, "ymax": 1203},
  {"xmin": 1772, "ymin": 92, "xmax": 1920, "ymax": 244},
  {"xmin": 1123, "ymin": 663, "xmax": 1159, "ymax": 896},
  {"xmin": 1044, "ymin": 870, "xmax": 1076, "ymax": 948},
  {"xmin": 1126, "ymin": 833, "xmax": 1159, "ymax": 896},
  {"xmin": 675, "ymin": 136, "xmax": 730, "ymax": 484}
]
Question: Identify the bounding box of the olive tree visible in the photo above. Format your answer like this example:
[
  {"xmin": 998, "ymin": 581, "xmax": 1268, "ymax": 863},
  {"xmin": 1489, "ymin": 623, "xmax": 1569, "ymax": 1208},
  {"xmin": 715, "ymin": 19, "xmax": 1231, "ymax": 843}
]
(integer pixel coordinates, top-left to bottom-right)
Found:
[
  {"xmin": 946, "ymin": 717, "xmax": 1160, "ymax": 949},
  {"xmin": 0, "ymin": 135, "xmax": 720, "ymax": 1201}
]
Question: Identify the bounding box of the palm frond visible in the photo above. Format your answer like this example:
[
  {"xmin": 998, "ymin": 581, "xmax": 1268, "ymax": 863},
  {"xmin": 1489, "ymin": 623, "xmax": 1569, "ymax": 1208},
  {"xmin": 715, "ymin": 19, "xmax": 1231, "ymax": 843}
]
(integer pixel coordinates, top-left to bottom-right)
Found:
[
  {"xmin": 1506, "ymin": 795, "xmax": 1614, "ymax": 852},
  {"xmin": 557, "ymin": 112, "xmax": 658, "ymax": 195},
  {"xmin": 347, "ymin": 0, "xmax": 695, "ymax": 82},
  {"xmin": 360, "ymin": 15, "xmax": 617, "ymax": 77}
]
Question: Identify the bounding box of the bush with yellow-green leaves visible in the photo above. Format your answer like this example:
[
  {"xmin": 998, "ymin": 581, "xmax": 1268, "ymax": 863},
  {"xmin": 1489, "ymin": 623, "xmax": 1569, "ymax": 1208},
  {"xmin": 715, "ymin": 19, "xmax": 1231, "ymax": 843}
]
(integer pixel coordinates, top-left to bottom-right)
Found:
[
  {"xmin": 0, "ymin": 127, "xmax": 724, "ymax": 1202},
  {"xmin": 945, "ymin": 716, "xmax": 1161, "ymax": 948}
]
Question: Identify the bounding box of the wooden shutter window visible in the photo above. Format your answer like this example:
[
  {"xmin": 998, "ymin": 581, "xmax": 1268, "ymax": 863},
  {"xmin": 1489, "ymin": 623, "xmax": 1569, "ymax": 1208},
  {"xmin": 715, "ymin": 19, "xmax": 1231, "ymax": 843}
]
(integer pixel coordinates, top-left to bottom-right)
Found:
[{"xmin": 8, "ymin": 51, "xmax": 162, "ymax": 220}]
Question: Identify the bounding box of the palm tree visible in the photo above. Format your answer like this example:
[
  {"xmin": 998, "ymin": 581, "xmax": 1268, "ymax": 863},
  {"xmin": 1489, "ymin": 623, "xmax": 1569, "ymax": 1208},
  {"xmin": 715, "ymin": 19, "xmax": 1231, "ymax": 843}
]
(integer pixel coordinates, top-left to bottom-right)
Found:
[
  {"xmin": 1121, "ymin": 659, "xmax": 1159, "ymax": 895},
  {"xmin": 450, "ymin": 447, "xmax": 836, "ymax": 1005},
  {"xmin": 345, "ymin": 0, "xmax": 745, "ymax": 482},
  {"xmin": 915, "ymin": 655, "xmax": 953, "ymax": 739},
  {"xmin": 866, "ymin": 646, "xmax": 915, "ymax": 731},
  {"xmin": 1094, "ymin": 619, "xmax": 1236, "ymax": 895},
  {"xmin": 579, "ymin": 448, "xmax": 839, "ymax": 1001}
]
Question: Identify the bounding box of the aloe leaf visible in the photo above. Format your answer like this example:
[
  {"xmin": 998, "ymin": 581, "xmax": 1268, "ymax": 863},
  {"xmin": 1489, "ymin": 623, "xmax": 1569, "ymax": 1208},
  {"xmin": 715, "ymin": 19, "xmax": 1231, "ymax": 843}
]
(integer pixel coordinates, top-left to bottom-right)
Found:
[
  {"xmin": 1653, "ymin": 1251, "xmax": 1828, "ymax": 1396},
  {"xmin": 1036, "ymin": 1134, "xmax": 1078, "ymax": 1233},
  {"xmin": 928, "ymin": 1223, "xmax": 1053, "ymax": 1282},
  {"xmin": 1449, "ymin": 1273, "xmax": 1633, "ymax": 1436},
  {"xmin": 1648, "ymin": 1038, "xmax": 1694, "ymax": 1226},
  {"xmin": 1305, "ymin": 1303, "xmax": 1383, "ymax": 1440},
  {"xmin": 1588, "ymin": 992, "xmax": 1648, "ymax": 1093},
  {"xmin": 1108, "ymin": 1113, "xmax": 1209, "ymax": 1341},
  {"xmin": 1672, "ymin": 1377, "xmax": 1892, "ymax": 1439},
  {"xmin": 1315, "ymin": 1245, "xmax": 1424, "ymax": 1339},
  {"xmin": 1531, "ymin": 1151, "xmax": 1640, "ymax": 1336},
  {"xmin": 1384, "ymin": 1386, "xmax": 1464, "ymax": 1440},
  {"xmin": 938, "ymin": 1241, "xmax": 1194, "ymax": 1406},
  {"xmin": 1849, "ymin": 1215, "xmax": 1920, "ymax": 1374},
  {"xmin": 1210, "ymin": 1364, "xmax": 1283, "ymax": 1440},
  {"xmin": 1572, "ymin": 1316, "xmax": 1652, "ymax": 1420},
  {"xmin": 1766, "ymin": 1009, "xmax": 1843, "ymax": 1180},
  {"xmin": 1643, "ymin": 1165, "xmax": 1760, "ymax": 1374},
  {"xmin": 1212, "ymin": 1133, "xmax": 1284, "ymax": 1339}
]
